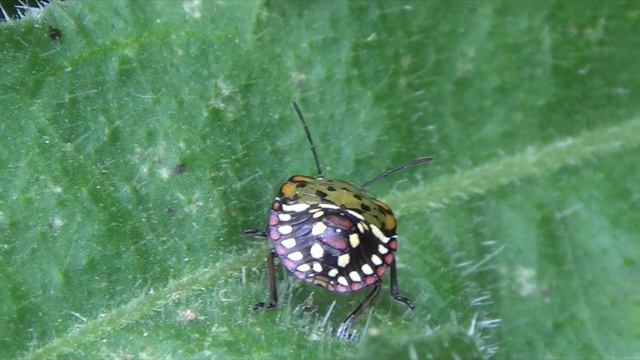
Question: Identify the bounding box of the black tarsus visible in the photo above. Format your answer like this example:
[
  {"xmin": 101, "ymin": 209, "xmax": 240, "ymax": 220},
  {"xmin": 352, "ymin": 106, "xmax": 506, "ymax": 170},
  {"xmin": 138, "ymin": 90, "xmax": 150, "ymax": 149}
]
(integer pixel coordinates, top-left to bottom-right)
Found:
[
  {"xmin": 292, "ymin": 101, "xmax": 324, "ymax": 178},
  {"xmin": 252, "ymin": 249, "xmax": 278, "ymax": 310},
  {"xmin": 337, "ymin": 281, "xmax": 382, "ymax": 341},
  {"xmin": 389, "ymin": 257, "xmax": 415, "ymax": 309}
]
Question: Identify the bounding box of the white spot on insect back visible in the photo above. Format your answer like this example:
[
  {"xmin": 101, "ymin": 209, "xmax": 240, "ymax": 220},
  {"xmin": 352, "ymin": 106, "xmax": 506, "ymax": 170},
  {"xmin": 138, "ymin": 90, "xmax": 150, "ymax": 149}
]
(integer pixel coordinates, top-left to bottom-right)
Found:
[
  {"xmin": 319, "ymin": 203, "xmax": 340, "ymax": 210},
  {"xmin": 347, "ymin": 210, "xmax": 364, "ymax": 220},
  {"xmin": 278, "ymin": 213, "xmax": 292, "ymax": 221},
  {"xmin": 361, "ymin": 264, "xmax": 374, "ymax": 275},
  {"xmin": 281, "ymin": 238, "xmax": 296, "ymax": 249},
  {"xmin": 310, "ymin": 243, "xmax": 324, "ymax": 259},
  {"xmin": 337, "ymin": 253, "xmax": 350, "ymax": 267},
  {"xmin": 337, "ymin": 276, "xmax": 349, "ymax": 286},
  {"xmin": 297, "ymin": 263, "xmax": 311, "ymax": 272},
  {"xmin": 313, "ymin": 211, "xmax": 324, "ymax": 218},
  {"xmin": 371, "ymin": 254, "xmax": 383, "ymax": 265},
  {"xmin": 278, "ymin": 225, "xmax": 293, "ymax": 235},
  {"xmin": 349, "ymin": 271, "xmax": 362, "ymax": 282},
  {"xmin": 328, "ymin": 268, "xmax": 339, "ymax": 277},
  {"xmin": 287, "ymin": 251, "xmax": 303, "ymax": 261},
  {"xmin": 312, "ymin": 262, "xmax": 323, "ymax": 273},
  {"xmin": 311, "ymin": 222, "xmax": 327, "ymax": 236},
  {"xmin": 377, "ymin": 244, "xmax": 389, "ymax": 254},
  {"xmin": 370, "ymin": 224, "xmax": 390, "ymax": 243},
  {"xmin": 282, "ymin": 203, "xmax": 310, "ymax": 212},
  {"xmin": 349, "ymin": 233, "xmax": 360, "ymax": 248},
  {"xmin": 356, "ymin": 223, "xmax": 365, "ymax": 233}
]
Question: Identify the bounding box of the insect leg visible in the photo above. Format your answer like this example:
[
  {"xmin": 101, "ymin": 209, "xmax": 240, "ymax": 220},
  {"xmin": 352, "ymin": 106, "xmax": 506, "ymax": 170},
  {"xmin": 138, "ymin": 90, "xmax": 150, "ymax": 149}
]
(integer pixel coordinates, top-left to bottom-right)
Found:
[
  {"xmin": 389, "ymin": 258, "xmax": 415, "ymax": 310},
  {"xmin": 337, "ymin": 281, "xmax": 382, "ymax": 341},
  {"xmin": 244, "ymin": 228, "xmax": 268, "ymax": 237},
  {"xmin": 253, "ymin": 249, "xmax": 278, "ymax": 310}
]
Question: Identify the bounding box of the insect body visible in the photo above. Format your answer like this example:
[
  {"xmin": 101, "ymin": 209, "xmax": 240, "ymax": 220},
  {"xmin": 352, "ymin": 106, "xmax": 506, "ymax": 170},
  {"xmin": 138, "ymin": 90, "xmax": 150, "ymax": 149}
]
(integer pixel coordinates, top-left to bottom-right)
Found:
[{"xmin": 246, "ymin": 102, "xmax": 432, "ymax": 340}]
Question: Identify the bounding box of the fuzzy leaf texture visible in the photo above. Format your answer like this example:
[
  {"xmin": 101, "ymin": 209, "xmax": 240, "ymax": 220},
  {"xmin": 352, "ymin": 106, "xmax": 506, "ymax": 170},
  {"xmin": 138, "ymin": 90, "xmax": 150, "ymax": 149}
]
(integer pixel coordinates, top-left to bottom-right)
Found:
[{"xmin": 1, "ymin": 1, "xmax": 639, "ymax": 359}]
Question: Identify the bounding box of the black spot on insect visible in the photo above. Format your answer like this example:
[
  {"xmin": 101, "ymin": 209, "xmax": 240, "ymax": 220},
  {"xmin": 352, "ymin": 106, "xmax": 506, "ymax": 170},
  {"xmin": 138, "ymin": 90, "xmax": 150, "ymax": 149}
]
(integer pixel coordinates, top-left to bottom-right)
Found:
[
  {"xmin": 48, "ymin": 26, "xmax": 62, "ymax": 40},
  {"xmin": 353, "ymin": 194, "xmax": 363, "ymax": 200},
  {"xmin": 296, "ymin": 182, "xmax": 308, "ymax": 188},
  {"xmin": 175, "ymin": 163, "xmax": 187, "ymax": 175},
  {"xmin": 352, "ymin": 208, "xmax": 364, "ymax": 214},
  {"xmin": 315, "ymin": 190, "xmax": 328, "ymax": 198},
  {"xmin": 326, "ymin": 185, "xmax": 337, "ymax": 191},
  {"xmin": 360, "ymin": 204, "xmax": 371, "ymax": 212}
]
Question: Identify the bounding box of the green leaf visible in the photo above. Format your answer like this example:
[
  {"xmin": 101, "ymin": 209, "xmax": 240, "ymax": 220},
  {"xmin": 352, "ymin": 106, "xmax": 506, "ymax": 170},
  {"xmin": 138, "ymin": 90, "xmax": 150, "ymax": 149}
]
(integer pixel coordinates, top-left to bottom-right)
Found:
[{"xmin": 1, "ymin": 1, "xmax": 639, "ymax": 359}]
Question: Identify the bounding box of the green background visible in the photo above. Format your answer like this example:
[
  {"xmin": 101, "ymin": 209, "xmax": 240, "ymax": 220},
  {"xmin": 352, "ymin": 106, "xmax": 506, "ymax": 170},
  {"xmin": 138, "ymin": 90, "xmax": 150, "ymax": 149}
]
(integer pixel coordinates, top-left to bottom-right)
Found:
[{"xmin": 1, "ymin": 1, "xmax": 639, "ymax": 359}]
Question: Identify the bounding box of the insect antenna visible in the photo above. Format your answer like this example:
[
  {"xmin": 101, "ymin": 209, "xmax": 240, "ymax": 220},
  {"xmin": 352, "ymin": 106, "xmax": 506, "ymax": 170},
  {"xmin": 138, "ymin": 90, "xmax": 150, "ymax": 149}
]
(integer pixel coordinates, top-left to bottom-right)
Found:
[
  {"xmin": 292, "ymin": 101, "xmax": 324, "ymax": 178},
  {"xmin": 360, "ymin": 156, "xmax": 434, "ymax": 190}
]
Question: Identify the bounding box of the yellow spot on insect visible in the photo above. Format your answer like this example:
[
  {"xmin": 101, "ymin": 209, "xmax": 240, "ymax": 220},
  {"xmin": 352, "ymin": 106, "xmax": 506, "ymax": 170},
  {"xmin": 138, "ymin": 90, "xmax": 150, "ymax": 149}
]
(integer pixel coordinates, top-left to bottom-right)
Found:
[
  {"xmin": 280, "ymin": 182, "xmax": 297, "ymax": 197},
  {"xmin": 311, "ymin": 222, "xmax": 327, "ymax": 236},
  {"xmin": 370, "ymin": 224, "xmax": 390, "ymax": 244},
  {"xmin": 337, "ymin": 276, "xmax": 349, "ymax": 286},
  {"xmin": 349, "ymin": 271, "xmax": 362, "ymax": 282},
  {"xmin": 310, "ymin": 243, "xmax": 324, "ymax": 259},
  {"xmin": 349, "ymin": 233, "xmax": 360, "ymax": 248},
  {"xmin": 337, "ymin": 253, "xmax": 350, "ymax": 267},
  {"xmin": 281, "ymin": 238, "xmax": 296, "ymax": 249},
  {"xmin": 287, "ymin": 251, "xmax": 303, "ymax": 261},
  {"xmin": 312, "ymin": 276, "xmax": 330, "ymax": 288}
]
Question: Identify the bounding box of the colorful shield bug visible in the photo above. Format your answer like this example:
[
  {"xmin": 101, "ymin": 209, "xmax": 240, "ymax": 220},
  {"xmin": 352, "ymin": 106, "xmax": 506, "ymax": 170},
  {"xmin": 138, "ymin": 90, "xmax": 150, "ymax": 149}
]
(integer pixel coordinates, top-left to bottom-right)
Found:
[{"xmin": 246, "ymin": 102, "xmax": 432, "ymax": 340}]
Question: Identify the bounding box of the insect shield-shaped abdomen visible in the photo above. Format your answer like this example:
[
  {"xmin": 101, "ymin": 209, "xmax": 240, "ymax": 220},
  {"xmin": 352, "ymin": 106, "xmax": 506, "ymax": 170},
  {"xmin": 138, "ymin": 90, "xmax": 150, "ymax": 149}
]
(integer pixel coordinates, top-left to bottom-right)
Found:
[
  {"xmin": 268, "ymin": 176, "xmax": 399, "ymax": 293},
  {"xmin": 246, "ymin": 101, "xmax": 432, "ymax": 341}
]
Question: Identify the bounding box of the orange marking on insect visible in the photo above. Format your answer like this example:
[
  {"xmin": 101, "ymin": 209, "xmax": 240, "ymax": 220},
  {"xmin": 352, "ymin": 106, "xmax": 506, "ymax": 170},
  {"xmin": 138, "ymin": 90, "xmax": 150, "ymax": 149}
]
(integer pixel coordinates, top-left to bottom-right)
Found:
[
  {"xmin": 291, "ymin": 175, "xmax": 312, "ymax": 182},
  {"xmin": 275, "ymin": 245, "xmax": 285, "ymax": 255},
  {"xmin": 376, "ymin": 266, "xmax": 386, "ymax": 276},
  {"xmin": 335, "ymin": 284, "xmax": 350, "ymax": 293},
  {"xmin": 269, "ymin": 213, "xmax": 278, "ymax": 226},
  {"xmin": 364, "ymin": 276, "xmax": 377, "ymax": 285},
  {"xmin": 272, "ymin": 201, "xmax": 281, "ymax": 210},
  {"xmin": 385, "ymin": 214, "xmax": 397, "ymax": 230},
  {"xmin": 280, "ymin": 182, "xmax": 297, "ymax": 197},
  {"xmin": 388, "ymin": 239, "xmax": 398, "ymax": 250}
]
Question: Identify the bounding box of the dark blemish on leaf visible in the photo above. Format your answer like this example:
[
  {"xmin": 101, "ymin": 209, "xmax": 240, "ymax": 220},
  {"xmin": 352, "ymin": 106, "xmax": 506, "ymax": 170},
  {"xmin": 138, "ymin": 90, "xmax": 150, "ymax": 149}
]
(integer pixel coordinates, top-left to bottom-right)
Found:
[
  {"xmin": 167, "ymin": 207, "xmax": 177, "ymax": 218},
  {"xmin": 48, "ymin": 26, "xmax": 62, "ymax": 40},
  {"xmin": 175, "ymin": 163, "xmax": 187, "ymax": 175}
]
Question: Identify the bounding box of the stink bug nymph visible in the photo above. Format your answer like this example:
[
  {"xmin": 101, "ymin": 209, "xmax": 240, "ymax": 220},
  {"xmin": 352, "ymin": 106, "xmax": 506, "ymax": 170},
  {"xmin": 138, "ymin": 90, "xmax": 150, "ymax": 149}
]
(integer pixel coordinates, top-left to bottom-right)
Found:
[{"xmin": 245, "ymin": 102, "xmax": 432, "ymax": 340}]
